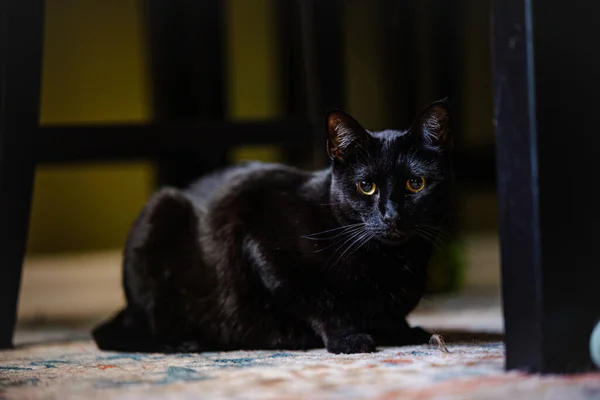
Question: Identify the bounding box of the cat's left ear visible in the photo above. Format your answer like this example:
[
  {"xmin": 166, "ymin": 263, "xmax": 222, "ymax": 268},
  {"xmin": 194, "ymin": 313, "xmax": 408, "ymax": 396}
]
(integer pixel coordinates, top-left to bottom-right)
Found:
[
  {"xmin": 326, "ymin": 110, "xmax": 369, "ymax": 161},
  {"xmin": 408, "ymin": 99, "xmax": 452, "ymax": 151}
]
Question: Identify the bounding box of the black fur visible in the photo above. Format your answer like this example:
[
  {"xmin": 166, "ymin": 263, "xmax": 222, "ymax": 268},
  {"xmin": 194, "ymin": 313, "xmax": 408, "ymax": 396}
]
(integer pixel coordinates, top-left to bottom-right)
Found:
[{"xmin": 93, "ymin": 100, "xmax": 453, "ymax": 354}]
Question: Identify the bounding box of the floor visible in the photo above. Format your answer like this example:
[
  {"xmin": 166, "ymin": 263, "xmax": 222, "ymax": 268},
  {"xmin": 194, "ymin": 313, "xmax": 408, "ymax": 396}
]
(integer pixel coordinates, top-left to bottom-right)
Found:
[
  {"xmin": 3, "ymin": 243, "xmax": 599, "ymax": 399},
  {"xmin": 3, "ymin": 292, "xmax": 600, "ymax": 400},
  {"xmin": 0, "ymin": 341, "xmax": 520, "ymax": 400}
]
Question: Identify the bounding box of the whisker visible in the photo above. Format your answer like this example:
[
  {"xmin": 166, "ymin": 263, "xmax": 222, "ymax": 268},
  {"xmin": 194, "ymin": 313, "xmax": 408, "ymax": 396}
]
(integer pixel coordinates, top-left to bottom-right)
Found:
[
  {"xmin": 415, "ymin": 225, "xmax": 448, "ymax": 245},
  {"xmin": 332, "ymin": 230, "xmax": 374, "ymax": 271},
  {"xmin": 418, "ymin": 232, "xmax": 445, "ymax": 250},
  {"xmin": 324, "ymin": 227, "xmax": 367, "ymax": 271},
  {"xmin": 404, "ymin": 259, "xmax": 418, "ymax": 277},
  {"xmin": 304, "ymin": 225, "xmax": 363, "ymax": 242},
  {"xmin": 326, "ymin": 226, "xmax": 365, "ymax": 256},
  {"xmin": 333, "ymin": 231, "xmax": 368, "ymax": 268},
  {"xmin": 417, "ymin": 228, "xmax": 445, "ymax": 243},
  {"xmin": 348, "ymin": 231, "xmax": 375, "ymax": 263},
  {"xmin": 312, "ymin": 225, "xmax": 366, "ymax": 253},
  {"xmin": 301, "ymin": 222, "xmax": 364, "ymax": 239},
  {"xmin": 416, "ymin": 230, "xmax": 443, "ymax": 251},
  {"xmin": 422, "ymin": 225, "xmax": 457, "ymax": 236},
  {"xmin": 417, "ymin": 223, "xmax": 451, "ymax": 235}
]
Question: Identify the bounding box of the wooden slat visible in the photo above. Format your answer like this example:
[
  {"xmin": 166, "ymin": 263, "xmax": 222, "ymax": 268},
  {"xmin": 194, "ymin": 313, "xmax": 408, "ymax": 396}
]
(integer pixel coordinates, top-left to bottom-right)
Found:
[
  {"xmin": 37, "ymin": 122, "xmax": 497, "ymax": 189},
  {"xmin": 36, "ymin": 121, "xmax": 314, "ymax": 163}
]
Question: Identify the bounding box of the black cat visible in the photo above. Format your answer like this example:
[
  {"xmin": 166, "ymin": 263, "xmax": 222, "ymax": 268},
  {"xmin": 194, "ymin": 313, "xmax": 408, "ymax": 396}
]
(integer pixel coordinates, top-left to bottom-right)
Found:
[{"xmin": 93, "ymin": 100, "xmax": 453, "ymax": 354}]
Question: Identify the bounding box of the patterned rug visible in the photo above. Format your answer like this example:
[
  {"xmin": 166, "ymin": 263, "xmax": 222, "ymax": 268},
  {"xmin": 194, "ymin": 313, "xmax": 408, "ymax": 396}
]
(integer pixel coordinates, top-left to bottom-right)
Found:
[
  {"xmin": 4, "ymin": 294, "xmax": 600, "ymax": 399},
  {"xmin": 2, "ymin": 340, "xmax": 600, "ymax": 400}
]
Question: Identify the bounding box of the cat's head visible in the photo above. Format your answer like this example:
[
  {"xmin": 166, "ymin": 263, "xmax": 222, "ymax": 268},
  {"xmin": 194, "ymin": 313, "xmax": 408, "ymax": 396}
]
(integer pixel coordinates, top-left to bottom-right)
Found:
[{"xmin": 326, "ymin": 100, "xmax": 453, "ymax": 246}]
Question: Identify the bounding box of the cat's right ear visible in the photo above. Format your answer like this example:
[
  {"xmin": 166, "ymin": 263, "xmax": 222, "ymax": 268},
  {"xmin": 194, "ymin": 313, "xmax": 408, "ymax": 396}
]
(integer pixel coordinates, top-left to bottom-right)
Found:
[
  {"xmin": 326, "ymin": 110, "xmax": 368, "ymax": 161},
  {"xmin": 408, "ymin": 99, "xmax": 452, "ymax": 152}
]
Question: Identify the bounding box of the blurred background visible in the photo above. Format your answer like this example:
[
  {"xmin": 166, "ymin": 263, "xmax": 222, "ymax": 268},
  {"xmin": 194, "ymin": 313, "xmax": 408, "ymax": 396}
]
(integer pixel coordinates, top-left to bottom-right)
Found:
[{"xmin": 18, "ymin": 0, "xmax": 499, "ymax": 333}]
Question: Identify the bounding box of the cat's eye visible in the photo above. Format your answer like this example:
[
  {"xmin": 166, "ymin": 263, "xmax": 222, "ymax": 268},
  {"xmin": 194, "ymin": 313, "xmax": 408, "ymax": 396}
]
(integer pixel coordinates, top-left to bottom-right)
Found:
[
  {"xmin": 406, "ymin": 177, "xmax": 426, "ymax": 193},
  {"xmin": 357, "ymin": 181, "xmax": 377, "ymax": 196}
]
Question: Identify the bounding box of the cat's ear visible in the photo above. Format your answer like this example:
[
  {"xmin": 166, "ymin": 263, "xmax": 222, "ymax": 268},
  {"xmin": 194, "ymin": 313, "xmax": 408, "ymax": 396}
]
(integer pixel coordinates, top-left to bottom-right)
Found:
[
  {"xmin": 408, "ymin": 99, "xmax": 452, "ymax": 151},
  {"xmin": 326, "ymin": 110, "xmax": 369, "ymax": 161}
]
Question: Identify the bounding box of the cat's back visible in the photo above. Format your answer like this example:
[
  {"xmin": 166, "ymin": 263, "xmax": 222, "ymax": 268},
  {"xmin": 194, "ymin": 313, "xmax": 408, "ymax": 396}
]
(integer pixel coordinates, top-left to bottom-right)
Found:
[{"xmin": 184, "ymin": 162, "xmax": 313, "ymax": 213}]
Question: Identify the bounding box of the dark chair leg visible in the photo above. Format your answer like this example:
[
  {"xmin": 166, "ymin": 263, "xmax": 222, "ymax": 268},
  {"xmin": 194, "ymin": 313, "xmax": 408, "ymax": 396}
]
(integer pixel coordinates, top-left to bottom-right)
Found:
[
  {"xmin": 145, "ymin": 0, "xmax": 228, "ymax": 187},
  {"xmin": 492, "ymin": 0, "xmax": 600, "ymax": 373},
  {"xmin": 0, "ymin": 157, "xmax": 36, "ymax": 350},
  {"xmin": 0, "ymin": 0, "xmax": 44, "ymax": 348}
]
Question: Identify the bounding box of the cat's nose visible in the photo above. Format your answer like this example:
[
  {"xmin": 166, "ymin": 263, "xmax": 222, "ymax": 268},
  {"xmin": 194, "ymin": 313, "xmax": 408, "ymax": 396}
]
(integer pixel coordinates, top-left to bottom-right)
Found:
[{"xmin": 383, "ymin": 216, "xmax": 401, "ymax": 229}]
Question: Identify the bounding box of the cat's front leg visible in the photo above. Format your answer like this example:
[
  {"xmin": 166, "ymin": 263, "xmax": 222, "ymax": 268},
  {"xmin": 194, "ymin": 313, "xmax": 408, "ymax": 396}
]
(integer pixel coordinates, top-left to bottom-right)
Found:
[
  {"xmin": 307, "ymin": 295, "xmax": 376, "ymax": 354},
  {"xmin": 246, "ymin": 252, "xmax": 374, "ymax": 353}
]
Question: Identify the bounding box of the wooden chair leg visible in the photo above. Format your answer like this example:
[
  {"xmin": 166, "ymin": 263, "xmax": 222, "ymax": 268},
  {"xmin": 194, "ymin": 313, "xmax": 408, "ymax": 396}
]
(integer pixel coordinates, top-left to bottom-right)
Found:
[
  {"xmin": 492, "ymin": 0, "xmax": 600, "ymax": 373},
  {"xmin": 0, "ymin": 159, "xmax": 36, "ymax": 349},
  {"xmin": 0, "ymin": 0, "xmax": 44, "ymax": 348}
]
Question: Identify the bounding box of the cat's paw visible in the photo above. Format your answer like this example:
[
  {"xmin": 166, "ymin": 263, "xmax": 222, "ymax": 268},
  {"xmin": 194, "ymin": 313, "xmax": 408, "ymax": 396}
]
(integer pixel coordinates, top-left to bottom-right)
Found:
[{"xmin": 327, "ymin": 333, "xmax": 376, "ymax": 354}]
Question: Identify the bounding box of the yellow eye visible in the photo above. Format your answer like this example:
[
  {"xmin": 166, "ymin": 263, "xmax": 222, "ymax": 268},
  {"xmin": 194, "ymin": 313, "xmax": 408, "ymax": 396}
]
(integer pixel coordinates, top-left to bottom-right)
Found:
[
  {"xmin": 357, "ymin": 181, "xmax": 377, "ymax": 195},
  {"xmin": 406, "ymin": 177, "xmax": 426, "ymax": 193}
]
